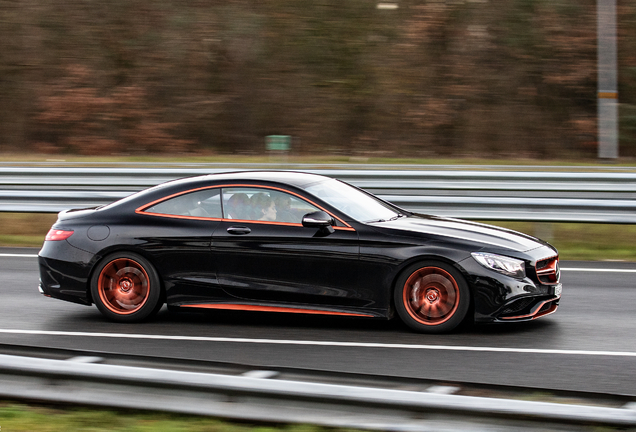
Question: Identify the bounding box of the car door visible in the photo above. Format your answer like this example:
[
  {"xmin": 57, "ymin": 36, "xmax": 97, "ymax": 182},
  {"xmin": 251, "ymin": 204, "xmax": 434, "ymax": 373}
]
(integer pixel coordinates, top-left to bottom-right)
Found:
[
  {"xmin": 211, "ymin": 186, "xmax": 366, "ymax": 308},
  {"xmin": 137, "ymin": 187, "xmax": 224, "ymax": 304}
]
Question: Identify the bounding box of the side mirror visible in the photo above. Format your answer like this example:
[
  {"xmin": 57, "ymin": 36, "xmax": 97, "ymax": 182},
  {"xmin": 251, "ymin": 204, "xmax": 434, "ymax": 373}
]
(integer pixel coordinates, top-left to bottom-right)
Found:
[{"xmin": 302, "ymin": 211, "xmax": 335, "ymax": 233}]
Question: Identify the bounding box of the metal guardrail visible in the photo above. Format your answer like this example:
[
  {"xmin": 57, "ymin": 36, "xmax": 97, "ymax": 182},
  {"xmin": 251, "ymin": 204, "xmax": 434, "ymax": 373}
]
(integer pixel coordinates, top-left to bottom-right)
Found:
[
  {"xmin": 0, "ymin": 353, "xmax": 634, "ymax": 430},
  {"xmin": 1, "ymin": 164, "xmax": 636, "ymax": 222}
]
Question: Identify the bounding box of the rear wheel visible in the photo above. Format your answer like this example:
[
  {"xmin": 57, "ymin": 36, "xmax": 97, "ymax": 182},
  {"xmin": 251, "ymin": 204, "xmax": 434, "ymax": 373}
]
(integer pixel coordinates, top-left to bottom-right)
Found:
[
  {"xmin": 394, "ymin": 261, "xmax": 470, "ymax": 333},
  {"xmin": 90, "ymin": 252, "xmax": 162, "ymax": 322}
]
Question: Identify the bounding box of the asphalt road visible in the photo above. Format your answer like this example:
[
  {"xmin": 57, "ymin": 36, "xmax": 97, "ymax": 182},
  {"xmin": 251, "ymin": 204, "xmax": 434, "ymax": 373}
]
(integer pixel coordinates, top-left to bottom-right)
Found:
[{"xmin": 1, "ymin": 248, "xmax": 635, "ymax": 396}]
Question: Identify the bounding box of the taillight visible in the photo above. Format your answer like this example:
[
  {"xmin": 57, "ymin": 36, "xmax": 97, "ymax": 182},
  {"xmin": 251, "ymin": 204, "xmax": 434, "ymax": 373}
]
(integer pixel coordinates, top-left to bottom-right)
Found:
[{"xmin": 45, "ymin": 228, "xmax": 74, "ymax": 241}]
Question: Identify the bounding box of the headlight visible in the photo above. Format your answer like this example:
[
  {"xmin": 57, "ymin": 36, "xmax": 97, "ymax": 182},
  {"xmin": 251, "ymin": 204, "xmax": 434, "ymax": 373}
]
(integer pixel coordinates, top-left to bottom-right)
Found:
[{"xmin": 471, "ymin": 252, "xmax": 526, "ymax": 278}]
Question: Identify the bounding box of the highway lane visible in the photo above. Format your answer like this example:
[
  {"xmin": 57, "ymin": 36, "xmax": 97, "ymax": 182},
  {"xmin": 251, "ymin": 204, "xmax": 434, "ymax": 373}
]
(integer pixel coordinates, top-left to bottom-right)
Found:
[{"xmin": 1, "ymin": 250, "xmax": 635, "ymax": 396}]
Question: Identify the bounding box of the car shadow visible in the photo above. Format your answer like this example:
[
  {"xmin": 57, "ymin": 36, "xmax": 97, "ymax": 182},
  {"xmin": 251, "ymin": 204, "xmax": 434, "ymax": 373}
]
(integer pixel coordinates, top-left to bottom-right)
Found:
[
  {"xmin": 45, "ymin": 305, "xmax": 557, "ymax": 337},
  {"xmin": 462, "ymin": 319, "xmax": 555, "ymax": 335},
  {"xmin": 156, "ymin": 307, "xmax": 556, "ymax": 335},
  {"xmin": 158, "ymin": 306, "xmax": 403, "ymax": 331}
]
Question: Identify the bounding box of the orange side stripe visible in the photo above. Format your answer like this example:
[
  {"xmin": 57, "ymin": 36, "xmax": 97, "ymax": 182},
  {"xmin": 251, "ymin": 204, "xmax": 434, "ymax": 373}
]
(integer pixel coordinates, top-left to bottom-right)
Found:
[{"xmin": 180, "ymin": 303, "xmax": 373, "ymax": 317}]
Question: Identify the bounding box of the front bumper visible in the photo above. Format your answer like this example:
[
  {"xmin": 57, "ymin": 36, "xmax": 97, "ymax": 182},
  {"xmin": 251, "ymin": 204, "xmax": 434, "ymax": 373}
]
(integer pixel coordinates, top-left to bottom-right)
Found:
[
  {"xmin": 494, "ymin": 284, "xmax": 561, "ymax": 322},
  {"xmin": 460, "ymin": 256, "xmax": 562, "ymax": 323}
]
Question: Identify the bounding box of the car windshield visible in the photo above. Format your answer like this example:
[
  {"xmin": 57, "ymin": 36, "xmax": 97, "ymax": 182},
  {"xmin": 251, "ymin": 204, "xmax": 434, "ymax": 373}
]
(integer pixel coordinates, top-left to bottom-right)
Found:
[{"xmin": 304, "ymin": 179, "xmax": 402, "ymax": 223}]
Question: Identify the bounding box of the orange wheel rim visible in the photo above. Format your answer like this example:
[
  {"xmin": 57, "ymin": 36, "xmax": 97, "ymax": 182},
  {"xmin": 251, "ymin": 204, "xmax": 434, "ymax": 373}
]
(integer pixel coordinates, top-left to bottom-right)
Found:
[
  {"xmin": 97, "ymin": 258, "xmax": 150, "ymax": 315},
  {"xmin": 403, "ymin": 267, "xmax": 459, "ymax": 326}
]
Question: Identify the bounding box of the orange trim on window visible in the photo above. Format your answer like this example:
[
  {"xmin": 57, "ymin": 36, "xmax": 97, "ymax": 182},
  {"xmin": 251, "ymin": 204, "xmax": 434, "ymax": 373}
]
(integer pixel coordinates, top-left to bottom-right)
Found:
[
  {"xmin": 135, "ymin": 183, "xmax": 354, "ymax": 230},
  {"xmin": 224, "ymin": 219, "xmax": 302, "ymax": 227},
  {"xmin": 135, "ymin": 213, "xmax": 224, "ymax": 222},
  {"xmin": 180, "ymin": 303, "xmax": 373, "ymax": 317}
]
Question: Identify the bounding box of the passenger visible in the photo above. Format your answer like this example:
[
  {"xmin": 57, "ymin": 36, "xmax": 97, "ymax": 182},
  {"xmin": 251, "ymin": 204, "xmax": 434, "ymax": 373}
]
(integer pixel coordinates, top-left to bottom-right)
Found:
[
  {"xmin": 273, "ymin": 193, "xmax": 296, "ymax": 223},
  {"xmin": 250, "ymin": 193, "xmax": 277, "ymax": 221},
  {"xmin": 226, "ymin": 193, "xmax": 250, "ymax": 219}
]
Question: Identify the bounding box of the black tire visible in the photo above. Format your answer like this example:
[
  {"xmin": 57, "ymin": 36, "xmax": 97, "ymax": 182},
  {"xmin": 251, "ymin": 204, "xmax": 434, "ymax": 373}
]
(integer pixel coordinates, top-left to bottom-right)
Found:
[
  {"xmin": 394, "ymin": 260, "xmax": 470, "ymax": 334},
  {"xmin": 90, "ymin": 252, "xmax": 163, "ymax": 322}
]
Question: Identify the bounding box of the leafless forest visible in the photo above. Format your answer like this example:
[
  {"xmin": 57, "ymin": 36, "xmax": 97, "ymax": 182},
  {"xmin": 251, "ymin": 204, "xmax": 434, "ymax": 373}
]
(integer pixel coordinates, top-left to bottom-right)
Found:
[{"xmin": 1, "ymin": 0, "xmax": 635, "ymax": 158}]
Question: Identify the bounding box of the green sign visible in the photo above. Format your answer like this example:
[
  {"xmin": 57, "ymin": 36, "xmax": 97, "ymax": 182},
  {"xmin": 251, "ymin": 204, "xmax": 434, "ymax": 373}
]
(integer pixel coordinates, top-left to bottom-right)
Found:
[{"xmin": 266, "ymin": 135, "xmax": 291, "ymax": 151}]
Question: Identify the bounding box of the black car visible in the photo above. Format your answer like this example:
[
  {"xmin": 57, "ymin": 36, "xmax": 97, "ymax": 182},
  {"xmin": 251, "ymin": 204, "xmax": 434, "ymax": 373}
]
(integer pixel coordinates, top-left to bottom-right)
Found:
[{"xmin": 38, "ymin": 171, "xmax": 561, "ymax": 333}]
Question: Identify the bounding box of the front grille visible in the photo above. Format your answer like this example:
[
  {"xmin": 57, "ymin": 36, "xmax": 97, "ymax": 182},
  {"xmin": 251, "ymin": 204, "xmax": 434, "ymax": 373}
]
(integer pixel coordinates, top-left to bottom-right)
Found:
[{"xmin": 535, "ymin": 255, "xmax": 560, "ymax": 285}]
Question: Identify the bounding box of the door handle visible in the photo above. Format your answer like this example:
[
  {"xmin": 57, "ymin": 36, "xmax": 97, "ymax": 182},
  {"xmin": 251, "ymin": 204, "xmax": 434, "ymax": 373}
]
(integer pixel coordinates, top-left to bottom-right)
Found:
[{"xmin": 227, "ymin": 226, "xmax": 251, "ymax": 235}]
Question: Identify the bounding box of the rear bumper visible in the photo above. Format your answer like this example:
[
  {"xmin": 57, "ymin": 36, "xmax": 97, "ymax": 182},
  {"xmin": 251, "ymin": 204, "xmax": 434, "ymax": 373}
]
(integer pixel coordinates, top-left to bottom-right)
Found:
[{"xmin": 38, "ymin": 241, "xmax": 95, "ymax": 306}]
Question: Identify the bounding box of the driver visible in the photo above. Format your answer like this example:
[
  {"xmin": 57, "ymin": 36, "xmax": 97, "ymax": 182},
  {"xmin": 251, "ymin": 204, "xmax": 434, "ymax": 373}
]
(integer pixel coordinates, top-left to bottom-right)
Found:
[{"xmin": 250, "ymin": 193, "xmax": 277, "ymax": 221}]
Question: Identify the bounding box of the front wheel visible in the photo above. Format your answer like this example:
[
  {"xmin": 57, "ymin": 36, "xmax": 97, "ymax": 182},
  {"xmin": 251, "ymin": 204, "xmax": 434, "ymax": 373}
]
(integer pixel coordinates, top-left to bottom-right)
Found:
[
  {"xmin": 394, "ymin": 261, "xmax": 470, "ymax": 333},
  {"xmin": 90, "ymin": 252, "xmax": 163, "ymax": 322}
]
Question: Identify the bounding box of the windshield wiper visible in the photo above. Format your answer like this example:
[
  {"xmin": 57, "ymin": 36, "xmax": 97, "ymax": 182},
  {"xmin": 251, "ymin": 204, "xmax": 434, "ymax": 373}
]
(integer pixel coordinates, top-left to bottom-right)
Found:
[{"xmin": 367, "ymin": 214, "xmax": 405, "ymax": 223}]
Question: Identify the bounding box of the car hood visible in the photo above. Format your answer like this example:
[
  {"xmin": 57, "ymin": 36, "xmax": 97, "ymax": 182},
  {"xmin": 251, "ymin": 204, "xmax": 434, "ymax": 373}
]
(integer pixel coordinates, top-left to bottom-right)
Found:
[{"xmin": 371, "ymin": 215, "xmax": 549, "ymax": 253}]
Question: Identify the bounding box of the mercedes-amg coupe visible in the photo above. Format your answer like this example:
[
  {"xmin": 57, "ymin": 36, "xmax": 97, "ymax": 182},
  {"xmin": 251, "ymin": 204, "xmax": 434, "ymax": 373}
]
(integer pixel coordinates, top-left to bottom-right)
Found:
[{"xmin": 39, "ymin": 171, "xmax": 561, "ymax": 333}]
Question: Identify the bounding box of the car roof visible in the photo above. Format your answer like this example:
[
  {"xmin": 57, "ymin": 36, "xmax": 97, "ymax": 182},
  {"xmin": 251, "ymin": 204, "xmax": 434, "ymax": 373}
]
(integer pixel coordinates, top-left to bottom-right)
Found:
[
  {"xmin": 97, "ymin": 171, "xmax": 337, "ymax": 214},
  {"xmin": 181, "ymin": 170, "xmax": 332, "ymax": 189}
]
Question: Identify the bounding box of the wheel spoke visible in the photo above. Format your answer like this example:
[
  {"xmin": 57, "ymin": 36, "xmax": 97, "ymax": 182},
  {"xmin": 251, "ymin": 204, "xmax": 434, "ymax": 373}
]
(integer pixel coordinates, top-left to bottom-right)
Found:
[
  {"xmin": 102, "ymin": 268, "xmax": 118, "ymax": 284},
  {"xmin": 419, "ymin": 303, "xmax": 433, "ymax": 318}
]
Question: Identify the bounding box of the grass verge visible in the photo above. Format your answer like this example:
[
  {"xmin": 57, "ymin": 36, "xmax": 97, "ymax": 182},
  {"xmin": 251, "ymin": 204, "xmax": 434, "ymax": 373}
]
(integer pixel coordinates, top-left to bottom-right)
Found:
[
  {"xmin": 486, "ymin": 221, "xmax": 636, "ymax": 262},
  {"xmin": 0, "ymin": 213, "xmax": 634, "ymax": 261},
  {"xmin": 0, "ymin": 213, "xmax": 57, "ymax": 249},
  {"xmin": 0, "ymin": 401, "xmax": 360, "ymax": 432}
]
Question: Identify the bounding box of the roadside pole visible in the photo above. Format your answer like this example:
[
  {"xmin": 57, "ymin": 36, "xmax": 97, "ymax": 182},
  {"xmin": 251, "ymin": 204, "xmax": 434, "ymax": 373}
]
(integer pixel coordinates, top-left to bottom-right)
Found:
[{"xmin": 597, "ymin": 0, "xmax": 618, "ymax": 159}]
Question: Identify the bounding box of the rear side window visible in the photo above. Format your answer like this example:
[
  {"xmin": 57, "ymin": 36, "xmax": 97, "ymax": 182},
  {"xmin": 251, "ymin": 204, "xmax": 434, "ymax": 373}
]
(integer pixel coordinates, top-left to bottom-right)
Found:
[{"xmin": 145, "ymin": 189, "xmax": 222, "ymax": 218}]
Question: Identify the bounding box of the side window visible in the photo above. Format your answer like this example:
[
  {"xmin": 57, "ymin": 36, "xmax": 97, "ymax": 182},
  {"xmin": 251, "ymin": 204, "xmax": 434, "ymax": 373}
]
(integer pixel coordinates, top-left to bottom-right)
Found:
[
  {"xmin": 145, "ymin": 189, "xmax": 222, "ymax": 218},
  {"xmin": 222, "ymin": 187, "xmax": 320, "ymax": 223}
]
